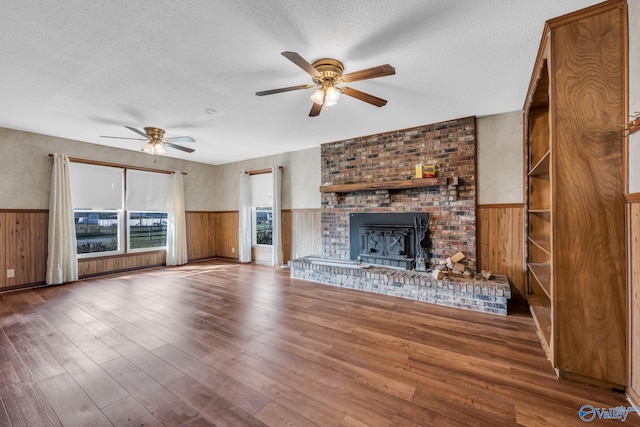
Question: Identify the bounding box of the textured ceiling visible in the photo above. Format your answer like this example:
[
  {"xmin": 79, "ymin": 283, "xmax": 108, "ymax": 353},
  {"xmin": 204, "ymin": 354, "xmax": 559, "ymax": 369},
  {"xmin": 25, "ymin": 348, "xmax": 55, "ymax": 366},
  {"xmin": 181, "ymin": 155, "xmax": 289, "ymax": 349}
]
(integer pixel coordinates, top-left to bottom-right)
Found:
[{"xmin": 0, "ymin": 1, "xmax": 603, "ymax": 165}]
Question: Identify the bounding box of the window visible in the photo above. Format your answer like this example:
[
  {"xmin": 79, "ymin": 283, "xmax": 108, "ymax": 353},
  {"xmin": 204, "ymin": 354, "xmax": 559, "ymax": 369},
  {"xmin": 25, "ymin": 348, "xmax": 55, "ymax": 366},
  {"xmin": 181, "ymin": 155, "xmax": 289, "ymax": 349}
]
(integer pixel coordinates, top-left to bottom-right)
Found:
[
  {"xmin": 74, "ymin": 211, "xmax": 120, "ymax": 254},
  {"xmin": 126, "ymin": 170, "xmax": 169, "ymax": 252},
  {"xmin": 128, "ymin": 212, "xmax": 167, "ymax": 250},
  {"xmin": 69, "ymin": 163, "xmax": 124, "ymax": 257},
  {"xmin": 69, "ymin": 163, "xmax": 170, "ymax": 257},
  {"xmin": 254, "ymin": 207, "xmax": 273, "ymax": 245},
  {"xmin": 250, "ymin": 173, "xmax": 273, "ymax": 246}
]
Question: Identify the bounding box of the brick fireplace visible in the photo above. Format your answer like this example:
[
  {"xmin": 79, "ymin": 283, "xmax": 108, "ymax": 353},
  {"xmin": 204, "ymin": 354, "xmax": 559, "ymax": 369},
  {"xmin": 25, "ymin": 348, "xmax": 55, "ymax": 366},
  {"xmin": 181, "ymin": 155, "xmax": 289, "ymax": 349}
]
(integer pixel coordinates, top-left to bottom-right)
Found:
[
  {"xmin": 320, "ymin": 116, "xmax": 477, "ymax": 269},
  {"xmin": 288, "ymin": 116, "xmax": 509, "ymax": 315}
]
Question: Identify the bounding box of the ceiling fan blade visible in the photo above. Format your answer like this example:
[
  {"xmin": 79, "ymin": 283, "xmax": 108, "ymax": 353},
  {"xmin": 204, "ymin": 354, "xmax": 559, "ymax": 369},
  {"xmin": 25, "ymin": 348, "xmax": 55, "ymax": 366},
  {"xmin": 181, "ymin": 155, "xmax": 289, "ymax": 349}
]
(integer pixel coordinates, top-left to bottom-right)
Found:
[
  {"xmin": 309, "ymin": 102, "xmax": 322, "ymax": 117},
  {"xmin": 165, "ymin": 142, "xmax": 195, "ymax": 153},
  {"xmin": 167, "ymin": 136, "xmax": 195, "ymax": 143},
  {"xmin": 256, "ymin": 84, "xmax": 313, "ymax": 96},
  {"xmin": 341, "ymin": 86, "xmax": 388, "ymax": 107},
  {"xmin": 124, "ymin": 126, "xmax": 149, "ymax": 138},
  {"xmin": 99, "ymin": 136, "xmax": 147, "ymax": 141},
  {"xmin": 341, "ymin": 64, "xmax": 395, "ymax": 83},
  {"xmin": 282, "ymin": 52, "xmax": 321, "ymax": 78}
]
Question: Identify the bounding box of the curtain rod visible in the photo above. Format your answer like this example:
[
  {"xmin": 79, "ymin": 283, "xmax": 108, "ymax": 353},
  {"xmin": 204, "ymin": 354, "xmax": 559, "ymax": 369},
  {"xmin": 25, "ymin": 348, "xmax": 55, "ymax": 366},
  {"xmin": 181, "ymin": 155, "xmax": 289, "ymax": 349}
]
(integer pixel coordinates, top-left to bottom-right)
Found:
[
  {"xmin": 48, "ymin": 153, "xmax": 187, "ymax": 175},
  {"xmin": 245, "ymin": 166, "xmax": 283, "ymax": 175}
]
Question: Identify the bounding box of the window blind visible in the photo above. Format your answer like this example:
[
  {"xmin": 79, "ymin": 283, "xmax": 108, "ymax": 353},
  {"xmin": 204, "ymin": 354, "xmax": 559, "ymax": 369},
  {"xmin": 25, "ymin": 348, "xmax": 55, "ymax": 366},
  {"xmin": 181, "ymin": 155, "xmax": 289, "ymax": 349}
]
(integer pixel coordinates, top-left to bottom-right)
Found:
[
  {"xmin": 250, "ymin": 173, "xmax": 272, "ymax": 207},
  {"xmin": 69, "ymin": 163, "xmax": 124, "ymax": 210},
  {"xmin": 126, "ymin": 169, "xmax": 170, "ymax": 211}
]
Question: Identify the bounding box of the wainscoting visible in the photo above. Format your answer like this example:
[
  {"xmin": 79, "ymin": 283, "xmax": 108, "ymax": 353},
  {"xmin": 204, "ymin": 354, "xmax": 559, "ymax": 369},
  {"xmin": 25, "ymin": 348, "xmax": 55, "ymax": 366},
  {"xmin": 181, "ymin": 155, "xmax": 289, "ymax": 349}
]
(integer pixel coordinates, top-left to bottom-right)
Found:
[
  {"xmin": 0, "ymin": 206, "xmax": 525, "ymax": 293},
  {"xmin": 282, "ymin": 209, "xmax": 321, "ymax": 264},
  {"xmin": 627, "ymin": 193, "xmax": 640, "ymax": 405},
  {"xmin": 0, "ymin": 210, "xmax": 48, "ymax": 289},
  {"xmin": 78, "ymin": 251, "xmax": 167, "ymax": 277},
  {"xmin": 0, "ymin": 209, "xmax": 322, "ymax": 291},
  {"xmin": 477, "ymin": 204, "xmax": 525, "ymax": 296},
  {"xmin": 214, "ymin": 211, "xmax": 238, "ymax": 260},
  {"xmin": 186, "ymin": 211, "xmax": 217, "ymax": 261}
]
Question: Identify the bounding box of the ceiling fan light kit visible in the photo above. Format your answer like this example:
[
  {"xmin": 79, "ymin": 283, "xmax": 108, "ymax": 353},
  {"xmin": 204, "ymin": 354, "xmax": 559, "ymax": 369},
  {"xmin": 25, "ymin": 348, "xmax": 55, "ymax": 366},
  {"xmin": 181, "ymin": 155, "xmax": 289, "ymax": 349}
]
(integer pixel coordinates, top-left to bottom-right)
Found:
[
  {"xmin": 142, "ymin": 141, "xmax": 166, "ymax": 155},
  {"xmin": 256, "ymin": 52, "xmax": 395, "ymax": 117},
  {"xmin": 100, "ymin": 126, "xmax": 196, "ymax": 157}
]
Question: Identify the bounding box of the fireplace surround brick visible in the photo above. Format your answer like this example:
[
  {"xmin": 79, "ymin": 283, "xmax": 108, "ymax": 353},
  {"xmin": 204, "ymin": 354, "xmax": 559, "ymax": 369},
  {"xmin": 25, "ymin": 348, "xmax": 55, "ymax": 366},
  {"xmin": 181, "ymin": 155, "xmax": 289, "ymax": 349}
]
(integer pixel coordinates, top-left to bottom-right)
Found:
[
  {"xmin": 320, "ymin": 116, "xmax": 477, "ymax": 269},
  {"xmin": 290, "ymin": 258, "xmax": 510, "ymax": 315}
]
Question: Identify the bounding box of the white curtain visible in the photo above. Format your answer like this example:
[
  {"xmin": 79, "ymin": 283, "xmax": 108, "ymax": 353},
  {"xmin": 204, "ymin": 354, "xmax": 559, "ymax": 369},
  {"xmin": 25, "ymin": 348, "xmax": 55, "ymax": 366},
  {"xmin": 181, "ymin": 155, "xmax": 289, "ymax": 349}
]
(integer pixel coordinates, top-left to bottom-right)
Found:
[
  {"xmin": 166, "ymin": 171, "xmax": 188, "ymax": 266},
  {"xmin": 272, "ymin": 166, "xmax": 283, "ymax": 267},
  {"xmin": 239, "ymin": 171, "xmax": 252, "ymax": 263},
  {"xmin": 46, "ymin": 153, "xmax": 78, "ymax": 285}
]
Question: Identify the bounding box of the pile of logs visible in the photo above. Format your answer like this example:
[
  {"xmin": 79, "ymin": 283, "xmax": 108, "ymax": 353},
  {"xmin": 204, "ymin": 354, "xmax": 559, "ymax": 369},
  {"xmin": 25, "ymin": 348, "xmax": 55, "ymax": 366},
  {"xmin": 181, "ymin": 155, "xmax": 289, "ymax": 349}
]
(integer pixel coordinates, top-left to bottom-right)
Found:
[{"xmin": 431, "ymin": 251, "xmax": 474, "ymax": 280}]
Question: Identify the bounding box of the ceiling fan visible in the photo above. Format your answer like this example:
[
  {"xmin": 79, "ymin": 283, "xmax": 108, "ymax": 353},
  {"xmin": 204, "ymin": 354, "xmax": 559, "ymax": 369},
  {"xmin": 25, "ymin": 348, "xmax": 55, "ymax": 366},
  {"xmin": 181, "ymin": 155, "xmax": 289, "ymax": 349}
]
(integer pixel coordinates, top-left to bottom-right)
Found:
[
  {"xmin": 100, "ymin": 126, "xmax": 195, "ymax": 155},
  {"xmin": 256, "ymin": 51, "xmax": 395, "ymax": 117}
]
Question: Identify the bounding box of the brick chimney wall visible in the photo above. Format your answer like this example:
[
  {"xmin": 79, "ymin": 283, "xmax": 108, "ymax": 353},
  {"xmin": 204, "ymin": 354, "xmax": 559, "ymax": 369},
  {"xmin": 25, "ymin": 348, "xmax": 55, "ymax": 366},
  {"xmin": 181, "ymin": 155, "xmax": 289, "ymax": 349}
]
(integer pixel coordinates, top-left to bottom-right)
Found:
[{"xmin": 320, "ymin": 116, "xmax": 477, "ymax": 269}]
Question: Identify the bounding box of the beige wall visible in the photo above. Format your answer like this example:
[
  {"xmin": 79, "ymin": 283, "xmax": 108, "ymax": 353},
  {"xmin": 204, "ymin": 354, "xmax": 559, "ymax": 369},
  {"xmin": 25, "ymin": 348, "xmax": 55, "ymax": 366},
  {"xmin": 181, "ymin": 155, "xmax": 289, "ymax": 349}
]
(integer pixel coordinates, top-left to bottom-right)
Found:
[
  {"xmin": 477, "ymin": 111, "xmax": 523, "ymax": 204},
  {"xmin": 1, "ymin": 111, "xmax": 519, "ymax": 212},
  {"xmin": 0, "ymin": 127, "xmax": 218, "ymax": 211},
  {"xmin": 213, "ymin": 146, "xmax": 321, "ymax": 211},
  {"xmin": 630, "ymin": 0, "xmax": 640, "ymax": 193}
]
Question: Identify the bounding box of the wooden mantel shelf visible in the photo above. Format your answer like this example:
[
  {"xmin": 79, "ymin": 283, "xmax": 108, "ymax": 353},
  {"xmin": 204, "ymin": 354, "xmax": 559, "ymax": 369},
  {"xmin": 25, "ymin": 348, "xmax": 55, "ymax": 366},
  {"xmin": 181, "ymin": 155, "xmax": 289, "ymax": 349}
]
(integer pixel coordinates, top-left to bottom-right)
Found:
[{"xmin": 319, "ymin": 176, "xmax": 459, "ymax": 194}]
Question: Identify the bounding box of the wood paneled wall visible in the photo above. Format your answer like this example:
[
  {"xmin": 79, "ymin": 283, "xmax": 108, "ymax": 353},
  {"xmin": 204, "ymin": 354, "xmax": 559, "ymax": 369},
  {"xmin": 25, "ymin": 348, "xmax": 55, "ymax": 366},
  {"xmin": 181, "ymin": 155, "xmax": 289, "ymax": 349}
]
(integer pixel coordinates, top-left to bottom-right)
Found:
[
  {"xmin": 282, "ymin": 209, "xmax": 321, "ymax": 264},
  {"xmin": 1, "ymin": 207, "xmax": 525, "ymax": 296},
  {"xmin": 78, "ymin": 251, "xmax": 166, "ymax": 277},
  {"xmin": 0, "ymin": 210, "xmax": 221, "ymax": 290},
  {"xmin": 478, "ymin": 204, "xmax": 525, "ymax": 296},
  {"xmin": 628, "ymin": 195, "xmax": 640, "ymax": 403},
  {"xmin": 214, "ymin": 209, "xmax": 322, "ymax": 263},
  {"xmin": 0, "ymin": 210, "xmax": 48, "ymax": 288},
  {"xmin": 251, "ymin": 246, "xmax": 272, "ymax": 265},
  {"xmin": 186, "ymin": 211, "xmax": 216, "ymax": 261},
  {"xmin": 215, "ymin": 211, "xmax": 239, "ymax": 260}
]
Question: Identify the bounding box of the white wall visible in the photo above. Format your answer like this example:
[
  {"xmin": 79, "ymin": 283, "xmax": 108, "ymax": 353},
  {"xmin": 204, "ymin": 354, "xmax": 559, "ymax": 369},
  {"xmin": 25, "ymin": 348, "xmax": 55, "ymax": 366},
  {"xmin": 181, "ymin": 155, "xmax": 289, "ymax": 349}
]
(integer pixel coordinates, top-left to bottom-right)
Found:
[
  {"xmin": 0, "ymin": 127, "xmax": 218, "ymax": 211},
  {"xmin": 477, "ymin": 111, "xmax": 523, "ymax": 204},
  {"xmin": 630, "ymin": 0, "xmax": 640, "ymax": 193}
]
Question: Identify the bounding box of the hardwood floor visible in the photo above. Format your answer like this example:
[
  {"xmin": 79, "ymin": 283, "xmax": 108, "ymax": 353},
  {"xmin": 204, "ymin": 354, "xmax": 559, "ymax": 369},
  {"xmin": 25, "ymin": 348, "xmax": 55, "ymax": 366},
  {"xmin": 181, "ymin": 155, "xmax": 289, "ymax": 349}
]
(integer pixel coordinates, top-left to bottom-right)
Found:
[{"xmin": 0, "ymin": 259, "xmax": 635, "ymax": 426}]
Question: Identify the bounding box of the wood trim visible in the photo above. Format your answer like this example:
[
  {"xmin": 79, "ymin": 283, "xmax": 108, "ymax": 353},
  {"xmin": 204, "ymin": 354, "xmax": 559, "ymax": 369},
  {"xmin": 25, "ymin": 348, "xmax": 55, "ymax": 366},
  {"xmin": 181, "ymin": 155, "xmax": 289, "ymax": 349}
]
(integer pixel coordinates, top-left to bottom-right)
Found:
[
  {"xmin": 627, "ymin": 202, "xmax": 633, "ymax": 395},
  {"xmin": 622, "ymin": 1, "xmax": 629, "ymax": 193},
  {"xmin": 245, "ymin": 167, "xmax": 282, "ymax": 175},
  {"xmin": 77, "ymin": 250, "xmax": 166, "ymax": 262},
  {"xmin": 48, "ymin": 153, "xmax": 186, "ymax": 175},
  {"xmin": 626, "ymin": 118, "xmax": 640, "ymax": 136},
  {"xmin": 625, "ymin": 193, "xmax": 640, "ymax": 203},
  {"xmin": 478, "ymin": 203, "xmax": 525, "ymax": 209},
  {"xmin": 524, "ymin": 27, "xmax": 550, "ymax": 112},
  {"xmin": 185, "ymin": 210, "xmax": 228, "ymax": 214},
  {"xmin": 629, "ymin": 202, "xmax": 640, "ymax": 398},
  {"xmin": 628, "ymin": 386, "xmax": 640, "ymax": 409},
  {"xmin": 546, "ymin": 0, "xmax": 627, "ymax": 29},
  {"xmin": 319, "ymin": 177, "xmax": 458, "ymax": 194},
  {"xmin": 560, "ymin": 370, "xmax": 624, "ymax": 392},
  {"xmin": 0, "ymin": 209, "xmax": 48, "ymax": 213}
]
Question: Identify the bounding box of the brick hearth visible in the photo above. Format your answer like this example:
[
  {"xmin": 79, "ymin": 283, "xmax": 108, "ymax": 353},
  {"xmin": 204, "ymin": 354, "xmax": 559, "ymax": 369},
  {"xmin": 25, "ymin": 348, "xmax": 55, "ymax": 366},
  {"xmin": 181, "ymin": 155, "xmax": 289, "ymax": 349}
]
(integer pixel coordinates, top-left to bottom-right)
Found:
[{"xmin": 290, "ymin": 258, "xmax": 511, "ymax": 315}]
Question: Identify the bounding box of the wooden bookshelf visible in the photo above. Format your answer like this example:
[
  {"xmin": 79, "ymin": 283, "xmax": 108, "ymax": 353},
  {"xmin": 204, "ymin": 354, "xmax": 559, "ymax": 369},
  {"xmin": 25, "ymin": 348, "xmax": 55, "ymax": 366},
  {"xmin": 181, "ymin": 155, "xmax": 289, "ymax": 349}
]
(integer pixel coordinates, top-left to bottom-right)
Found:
[{"xmin": 523, "ymin": 0, "xmax": 626, "ymax": 388}]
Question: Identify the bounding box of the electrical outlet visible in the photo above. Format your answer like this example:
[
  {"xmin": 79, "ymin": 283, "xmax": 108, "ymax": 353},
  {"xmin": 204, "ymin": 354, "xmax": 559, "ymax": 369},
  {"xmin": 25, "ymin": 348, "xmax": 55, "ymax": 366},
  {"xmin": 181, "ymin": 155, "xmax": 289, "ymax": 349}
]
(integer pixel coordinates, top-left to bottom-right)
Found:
[
  {"xmin": 295, "ymin": 253, "xmax": 299, "ymax": 258},
  {"xmin": 231, "ymin": 247, "xmax": 235, "ymax": 254},
  {"xmin": 6, "ymin": 269, "xmax": 14, "ymax": 278}
]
